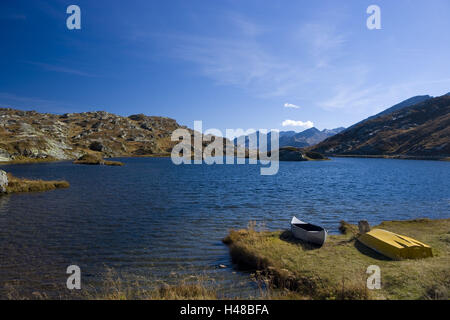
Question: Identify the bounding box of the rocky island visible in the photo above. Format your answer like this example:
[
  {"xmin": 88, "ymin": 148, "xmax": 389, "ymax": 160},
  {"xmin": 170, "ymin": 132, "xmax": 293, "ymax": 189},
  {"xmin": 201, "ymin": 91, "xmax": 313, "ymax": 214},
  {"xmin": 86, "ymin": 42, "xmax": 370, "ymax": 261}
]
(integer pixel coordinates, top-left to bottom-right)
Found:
[
  {"xmin": 277, "ymin": 147, "xmax": 329, "ymax": 161},
  {"xmin": 249, "ymin": 147, "xmax": 329, "ymax": 161},
  {"xmin": 73, "ymin": 153, "xmax": 124, "ymax": 166}
]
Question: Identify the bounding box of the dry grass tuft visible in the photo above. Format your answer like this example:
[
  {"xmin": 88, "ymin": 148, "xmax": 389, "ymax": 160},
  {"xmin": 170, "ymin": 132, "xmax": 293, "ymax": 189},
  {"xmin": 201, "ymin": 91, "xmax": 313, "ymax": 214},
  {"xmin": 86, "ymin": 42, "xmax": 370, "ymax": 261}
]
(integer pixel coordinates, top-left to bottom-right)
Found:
[
  {"xmin": 4, "ymin": 173, "xmax": 70, "ymax": 194},
  {"xmin": 88, "ymin": 269, "xmax": 218, "ymax": 300},
  {"xmin": 338, "ymin": 220, "xmax": 359, "ymax": 236}
]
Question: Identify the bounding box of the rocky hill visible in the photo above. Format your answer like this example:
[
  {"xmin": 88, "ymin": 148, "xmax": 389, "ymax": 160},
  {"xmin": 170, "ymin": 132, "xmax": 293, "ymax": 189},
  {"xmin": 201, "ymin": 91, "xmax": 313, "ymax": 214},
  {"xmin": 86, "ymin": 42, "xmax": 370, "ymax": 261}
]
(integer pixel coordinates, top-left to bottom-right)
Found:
[
  {"xmin": 310, "ymin": 94, "xmax": 450, "ymax": 158},
  {"xmin": 0, "ymin": 108, "xmax": 231, "ymax": 161}
]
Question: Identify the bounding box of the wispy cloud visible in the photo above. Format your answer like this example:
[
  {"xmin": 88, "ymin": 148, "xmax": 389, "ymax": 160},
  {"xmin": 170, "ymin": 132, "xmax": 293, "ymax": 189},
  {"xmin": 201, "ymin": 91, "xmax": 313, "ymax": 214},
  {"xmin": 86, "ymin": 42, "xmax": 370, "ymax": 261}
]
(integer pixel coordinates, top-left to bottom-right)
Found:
[
  {"xmin": 298, "ymin": 23, "xmax": 346, "ymax": 56},
  {"xmin": 174, "ymin": 36, "xmax": 282, "ymax": 88},
  {"xmin": 228, "ymin": 13, "xmax": 265, "ymax": 37},
  {"xmin": 319, "ymin": 84, "xmax": 378, "ymax": 111},
  {"xmin": 319, "ymin": 77, "xmax": 450, "ymax": 115},
  {"xmin": 284, "ymin": 103, "xmax": 300, "ymax": 109},
  {"xmin": 282, "ymin": 119, "xmax": 314, "ymax": 129},
  {"xmin": 0, "ymin": 92, "xmax": 77, "ymax": 113},
  {"xmin": 166, "ymin": 15, "xmax": 347, "ymax": 98},
  {"xmin": 140, "ymin": 11, "xmax": 450, "ymax": 119},
  {"xmin": 25, "ymin": 61, "xmax": 97, "ymax": 77},
  {"xmin": 0, "ymin": 92, "xmax": 57, "ymax": 106}
]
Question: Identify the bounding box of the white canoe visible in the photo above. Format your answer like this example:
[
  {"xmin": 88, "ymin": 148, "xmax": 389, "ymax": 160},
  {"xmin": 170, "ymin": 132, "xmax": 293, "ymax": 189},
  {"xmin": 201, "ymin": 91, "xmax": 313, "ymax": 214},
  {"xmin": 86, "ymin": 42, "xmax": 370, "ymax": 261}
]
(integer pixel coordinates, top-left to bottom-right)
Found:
[{"xmin": 291, "ymin": 216, "xmax": 327, "ymax": 246}]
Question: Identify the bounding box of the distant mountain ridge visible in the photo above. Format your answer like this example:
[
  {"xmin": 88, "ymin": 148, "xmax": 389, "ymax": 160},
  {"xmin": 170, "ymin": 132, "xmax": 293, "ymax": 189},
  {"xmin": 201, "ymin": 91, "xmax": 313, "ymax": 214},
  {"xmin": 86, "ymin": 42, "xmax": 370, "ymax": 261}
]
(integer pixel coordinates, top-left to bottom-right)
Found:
[
  {"xmin": 234, "ymin": 127, "xmax": 345, "ymax": 150},
  {"xmin": 310, "ymin": 94, "xmax": 450, "ymax": 158}
]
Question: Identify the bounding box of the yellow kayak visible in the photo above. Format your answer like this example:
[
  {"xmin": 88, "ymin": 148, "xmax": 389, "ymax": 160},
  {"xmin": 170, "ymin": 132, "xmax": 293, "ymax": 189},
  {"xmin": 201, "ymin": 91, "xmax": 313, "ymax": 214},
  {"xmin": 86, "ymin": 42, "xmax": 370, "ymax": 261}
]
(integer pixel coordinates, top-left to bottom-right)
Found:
[{"xmin": 358, "ymin": 229, "xmax": 432, "ymax": 260}]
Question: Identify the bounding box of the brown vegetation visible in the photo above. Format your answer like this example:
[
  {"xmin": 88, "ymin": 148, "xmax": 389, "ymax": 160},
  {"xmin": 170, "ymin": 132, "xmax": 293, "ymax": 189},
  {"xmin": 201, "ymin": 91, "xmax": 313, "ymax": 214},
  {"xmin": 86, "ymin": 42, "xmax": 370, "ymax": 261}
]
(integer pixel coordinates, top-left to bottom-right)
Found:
[
  {"xmin": 1, "ymin": 156, "xmax": 58, "ymax": 165},
  {"xmin": 4, "ymin": 173, "xmax": 70, "ymax": 194},
  {"xmin": 90, "ymin": 271, "xmax": 218, "ymax": 300}
]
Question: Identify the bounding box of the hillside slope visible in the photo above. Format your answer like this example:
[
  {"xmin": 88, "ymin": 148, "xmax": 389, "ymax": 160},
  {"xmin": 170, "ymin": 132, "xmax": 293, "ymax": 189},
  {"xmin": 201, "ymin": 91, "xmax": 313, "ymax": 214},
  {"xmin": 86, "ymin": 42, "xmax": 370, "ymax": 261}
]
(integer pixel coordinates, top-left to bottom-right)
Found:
[
  {"xmin": 0, "ymin": 108, "xmax": 232, "ymax": 161},
  {"xmin": 357, "ymin": 95, "xmax": 432, "ymax": 125},
  {"xmin": 310, "ymin": 95, "xmax": 450, "ymax": 157}
]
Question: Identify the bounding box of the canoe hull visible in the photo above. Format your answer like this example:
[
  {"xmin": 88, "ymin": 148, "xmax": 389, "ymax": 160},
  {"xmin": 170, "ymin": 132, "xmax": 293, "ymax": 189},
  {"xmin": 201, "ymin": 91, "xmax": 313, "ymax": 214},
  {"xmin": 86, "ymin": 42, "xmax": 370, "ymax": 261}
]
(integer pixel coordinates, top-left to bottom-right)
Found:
[
  {"xmin": 358, "ymin": 229, "xmax": 433, "ymax": 260},
  {"xmin": 290, "ymin": 217, "xmax": 327, "ymax": 246}
]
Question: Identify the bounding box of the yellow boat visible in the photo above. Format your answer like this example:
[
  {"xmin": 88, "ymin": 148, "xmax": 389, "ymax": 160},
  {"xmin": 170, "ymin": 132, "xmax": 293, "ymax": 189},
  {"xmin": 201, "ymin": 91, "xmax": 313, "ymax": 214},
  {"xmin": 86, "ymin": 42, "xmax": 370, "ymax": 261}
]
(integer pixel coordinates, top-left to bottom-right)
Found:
[{"xmin": 358, "ymin": 229, "xmax": 432, "ymax": 260}]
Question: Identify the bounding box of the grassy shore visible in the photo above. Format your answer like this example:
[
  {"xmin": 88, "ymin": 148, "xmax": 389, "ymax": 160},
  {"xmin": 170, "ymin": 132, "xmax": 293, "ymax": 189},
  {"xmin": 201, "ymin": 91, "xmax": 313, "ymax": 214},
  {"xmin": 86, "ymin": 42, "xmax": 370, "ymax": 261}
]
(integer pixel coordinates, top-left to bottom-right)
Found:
[
  {"xmin": 4, "ymin": 173, "xmax": 70, "ymax": 193},
  {"xmin": 3, "ymin": 273, "xmax": 218, "ymax": 300},
  {"xmin": 223, "ymin": 219, "xmax": 450, "ymax": 300},
  {"xmin": 0, "ymin": 156, "xmax": 59, "ymax": 165}
]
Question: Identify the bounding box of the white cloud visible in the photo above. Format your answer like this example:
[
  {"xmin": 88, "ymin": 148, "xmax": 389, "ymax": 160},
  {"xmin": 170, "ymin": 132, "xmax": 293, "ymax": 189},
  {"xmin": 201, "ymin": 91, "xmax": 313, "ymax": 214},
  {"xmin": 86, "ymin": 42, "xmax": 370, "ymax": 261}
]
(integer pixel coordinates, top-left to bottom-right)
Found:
[
  {"xmin": 284, "ymin": 103, "xmax": 300, "ymax": 109},
  {"xmin": 282, "ymin": 120, "xmax": 314, "ymax": 129},
  {"xmin": 228, "ymin": 13, "xmax": 264, "ymax": 37},
  {"xmin": 318, "ymin": 76, "xmax": 450, "ymax": 116}
]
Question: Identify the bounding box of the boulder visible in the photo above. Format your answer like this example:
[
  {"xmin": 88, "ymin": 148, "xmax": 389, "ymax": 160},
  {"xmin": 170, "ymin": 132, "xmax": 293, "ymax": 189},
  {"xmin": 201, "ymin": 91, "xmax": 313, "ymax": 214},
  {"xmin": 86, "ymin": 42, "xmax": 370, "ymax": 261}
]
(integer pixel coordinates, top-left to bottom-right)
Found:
[
  {"xmin": 0, "ymin": 148, "xmax": 12, "ymax": 162},
  {"xmin": 358, "ymin": 220, "xmax": 371, "ymax": 234},
  {"xmin": 89, "ymin": 141, "xmax": 104, "ymax": 152},
  {"xmin": 0, "ymin": 170, "xmax": 8, "ymax": 193},
  {"xmin": 128, "ymin": 114, "xmax": 146, "ymax": 121}
]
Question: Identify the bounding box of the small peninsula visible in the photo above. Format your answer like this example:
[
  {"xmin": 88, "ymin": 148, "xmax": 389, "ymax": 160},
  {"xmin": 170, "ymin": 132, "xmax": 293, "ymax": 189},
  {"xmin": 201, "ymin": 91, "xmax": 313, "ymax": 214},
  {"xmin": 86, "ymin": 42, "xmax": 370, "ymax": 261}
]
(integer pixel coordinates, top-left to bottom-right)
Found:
[{"xmin": 0, "ymin": 170, "xmax": 69, "ymax": 194}]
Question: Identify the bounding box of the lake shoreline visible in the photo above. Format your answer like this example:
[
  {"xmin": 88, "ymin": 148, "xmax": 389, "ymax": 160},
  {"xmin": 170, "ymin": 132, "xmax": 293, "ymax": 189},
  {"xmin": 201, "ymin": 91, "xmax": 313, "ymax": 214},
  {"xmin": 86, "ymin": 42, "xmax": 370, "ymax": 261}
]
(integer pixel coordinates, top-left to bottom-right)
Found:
[
  {"xmin": 327, "ymin": 154, "xmax": 450, "ymax": 161},
  {"xmin": 1, "ymin": 153, "xmax": 450, "ymax": 166}
]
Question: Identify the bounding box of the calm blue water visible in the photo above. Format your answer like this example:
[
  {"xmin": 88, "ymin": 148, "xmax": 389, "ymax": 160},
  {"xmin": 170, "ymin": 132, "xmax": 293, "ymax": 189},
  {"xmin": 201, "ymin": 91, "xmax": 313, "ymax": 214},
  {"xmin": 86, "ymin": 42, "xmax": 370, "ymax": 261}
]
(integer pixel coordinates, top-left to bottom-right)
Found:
[{"xmin": 0, "ymin": 157, "xmax": 449, "ymax": 298}]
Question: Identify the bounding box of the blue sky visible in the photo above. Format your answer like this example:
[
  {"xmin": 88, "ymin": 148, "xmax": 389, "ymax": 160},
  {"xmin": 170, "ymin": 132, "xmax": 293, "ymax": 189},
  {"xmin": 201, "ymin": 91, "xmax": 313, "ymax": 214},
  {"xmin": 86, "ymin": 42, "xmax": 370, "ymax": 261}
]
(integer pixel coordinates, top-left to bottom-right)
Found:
[{"xmin": 1, "ymin": 0, "xmax": 450, "ymax": 132}]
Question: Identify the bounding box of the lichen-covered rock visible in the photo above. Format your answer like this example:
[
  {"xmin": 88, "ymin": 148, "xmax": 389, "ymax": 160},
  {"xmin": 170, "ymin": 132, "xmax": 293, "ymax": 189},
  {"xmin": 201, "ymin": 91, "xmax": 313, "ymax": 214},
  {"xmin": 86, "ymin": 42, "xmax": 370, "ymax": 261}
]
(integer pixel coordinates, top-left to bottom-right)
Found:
[
  {"xmin": 0, "ymin": 170, "xmax": 8, "ymax": 193},
  {"xmin": 0, "ymin": 149, "xmax": 12, "ymax": 162}
]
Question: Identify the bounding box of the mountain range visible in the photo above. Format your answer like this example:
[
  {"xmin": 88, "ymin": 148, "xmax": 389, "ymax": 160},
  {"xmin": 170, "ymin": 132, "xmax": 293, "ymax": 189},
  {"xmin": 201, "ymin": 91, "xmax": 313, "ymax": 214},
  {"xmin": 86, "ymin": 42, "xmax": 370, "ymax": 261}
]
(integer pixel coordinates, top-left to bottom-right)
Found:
[
  {"xmin": 233, "ymin": 127, "xmax": 345, "ymax": 150},
  {"xmin": 0, "ymin": 92, "xmax": 448, "ymax": 162}
]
